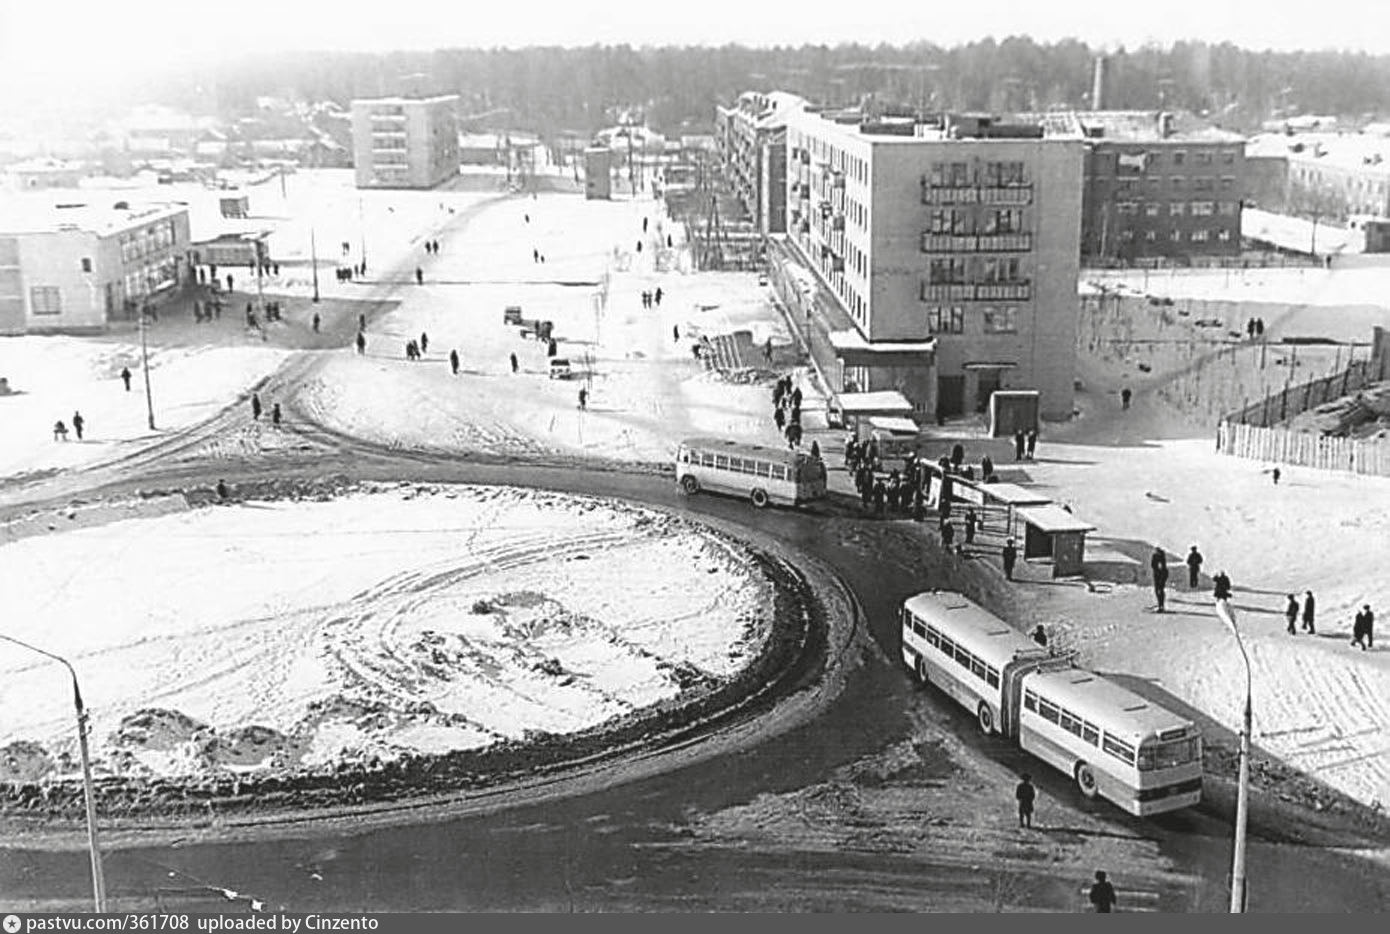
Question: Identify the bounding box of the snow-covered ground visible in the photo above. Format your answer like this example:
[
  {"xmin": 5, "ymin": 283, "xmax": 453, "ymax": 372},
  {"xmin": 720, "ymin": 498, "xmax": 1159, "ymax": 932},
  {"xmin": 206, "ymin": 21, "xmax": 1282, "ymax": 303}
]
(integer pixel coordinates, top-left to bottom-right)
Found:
[
  {"xmin": 0, "ymin": 336, "xmax": 287, "ymax": 480},
  {"xmin": 0, "ymin": 484, "xmax": 774, "ymax": 781}
]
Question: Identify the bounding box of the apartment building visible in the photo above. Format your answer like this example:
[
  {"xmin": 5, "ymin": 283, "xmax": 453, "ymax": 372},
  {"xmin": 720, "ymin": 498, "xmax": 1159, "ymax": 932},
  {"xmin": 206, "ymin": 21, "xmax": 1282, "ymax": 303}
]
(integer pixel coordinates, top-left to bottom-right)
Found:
[
  {"xmin": 1033, "ymin": 111, "xmax": 1246, "ymax": 263},
  {"xmin": 351, "ymin": 95, "xmax": 460, "ymax": 189},
  {"xmin": 0, "ymin": 198, "xmax": 192, "ymax": 334},
  {"xmin": 716, "ymin": 92, "xmax": 807, "ymax": 236},
  {"xmin": 783, "ymin": 110, "xmax": 1084, "ymax": 421},
  {"xmin": 1247, "ymin": 132, "xmax": 1390, "ymax": 222}
]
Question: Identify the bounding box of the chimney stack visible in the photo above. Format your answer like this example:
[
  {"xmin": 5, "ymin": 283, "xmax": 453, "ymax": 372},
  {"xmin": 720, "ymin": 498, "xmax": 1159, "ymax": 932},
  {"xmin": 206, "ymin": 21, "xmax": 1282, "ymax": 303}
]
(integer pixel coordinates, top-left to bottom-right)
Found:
[{"xmin": 1091, "ymin": 56, "xmax": 1107, "ymax": 111}]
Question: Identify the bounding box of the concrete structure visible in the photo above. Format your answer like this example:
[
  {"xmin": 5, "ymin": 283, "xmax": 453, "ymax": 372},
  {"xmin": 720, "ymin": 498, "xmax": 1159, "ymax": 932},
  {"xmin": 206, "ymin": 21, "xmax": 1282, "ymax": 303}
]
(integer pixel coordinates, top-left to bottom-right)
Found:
[
  {"xmin": 351, "ymin": 95, "xmax": 459, "ymax": 189},
  {"xmin": 584, "ymin": 148, "xmax": 612, "ymax": 200},
  {"xmin": 783, "ymin": 109, "xmax": 1084, "ymax": 421},
  {"xmin": 0, "ymin": 197, "xmax": 192, "ymax": 334},
  {"xmin": 716, "ymin": 92, "xmax": 808, "ymax": 236},
  {"xmin": 1247, "ymin": 132, "xmax": 1390, "ymax": 223},
  {"xmin": 1030, "ymin": 111, "xmax": 1246, "ymax": 264},
  {"xmin": 4, "ymin": 159, "xmax": 88, "ymax": 191}
]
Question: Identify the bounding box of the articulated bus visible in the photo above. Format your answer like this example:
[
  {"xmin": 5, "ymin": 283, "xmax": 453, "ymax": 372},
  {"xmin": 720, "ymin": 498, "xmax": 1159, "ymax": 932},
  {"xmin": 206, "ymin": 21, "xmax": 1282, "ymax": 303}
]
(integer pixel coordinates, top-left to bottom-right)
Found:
[
  {"xmin": 901, "ymin": 590, "xmax": 1203, "ymax": 817},
  {"xmin": 675, "ymin": 437, "xmax": 827, "ymax": 508}
]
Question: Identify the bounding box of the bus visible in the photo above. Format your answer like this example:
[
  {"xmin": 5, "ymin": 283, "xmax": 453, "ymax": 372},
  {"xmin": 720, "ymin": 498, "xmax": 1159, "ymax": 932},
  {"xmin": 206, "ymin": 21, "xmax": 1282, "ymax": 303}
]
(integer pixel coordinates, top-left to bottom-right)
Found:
[
  {"xmin": 900, "ymin": 590, "xmax": 1202, "ymax": 817},
  {"xmin": 675, "ymin": 437, "xmax": 827, "ymax": 508}
]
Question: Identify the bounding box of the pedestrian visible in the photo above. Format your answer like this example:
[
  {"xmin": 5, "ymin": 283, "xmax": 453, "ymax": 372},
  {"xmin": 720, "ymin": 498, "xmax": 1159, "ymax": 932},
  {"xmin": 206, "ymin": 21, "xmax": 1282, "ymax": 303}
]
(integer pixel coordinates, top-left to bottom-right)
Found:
[
  {"xmin": 1186, "ymin": 546, "xmax": 1203, "ymax": 589},
  {"xmin": 216, "ymin": 479, "xmax": 229, "ymax": 501},
  {"xmin": 763, "ymin": 337, "xmax": 772, "ymax": 362},
  {"xmin": 673, "ymin": 325, "xmax": 680, "ymax": 342},
  {"xmin": 655, "ymin": 287, "xmax": 663, "ymax": 305},
  {"xmin": 1089, "ymin": 871, "xmax": 1117, "ymax": 913},
  {"xmin": 312, "ymin": 312, "xmax": 321, "ymax": 333},
  {"xmin": 1151, "ymin": 549, "xmax": 1169, "ymax": 611},
  {"xmin": 1032, "ymin": 625, "xmax": 1048, "ymax": 647},
  {"xmin": 643, "ymin": 217, "xmax": 649, "ymax": 234},
  {"xmin": 981, "ymin": 454, "xmax": 994, "ymax": 479},
  {"xmin": 533, "ymin": 248, "xmax": 540, "ymax": 263},
  {"xmin": 405, "ymin": 340, "xmax": 414, "ymax": 361},
  {"xmin": 791, "ymin": 386, "xmax": 802, "ymax": 409},
  {"xmin": 1015, "ymin": 773, "xmax": 1036, "ymax": 828},
  {"xmin": 120, "ymin": 367, "xmax": 132, "ymax": 391},
  {"xmin": 356, "ymin": 332, "xmax": 366, "ymax": 355},
  {"xmin": 1272, "ymin": 467, "xmax": 1281, "ymax": 485},
  {"xmin": 872, "ymin": 479, "xmax": 886, "ymax": 516},
  {"xmin": 964, "ymin": 508, "xmax": 977, "ymax": 545},
  {"xmin": 271, "ymin": 403, "xmax": 282, "ymax": 427},
  {"xmin": 1121, "ymin": 387, "xmax": 1132, "ymax": 410},
  {"xmin": 578, "ymin": 387, "xmax": 588, "ymax": 410},
  {"xmin": 53, "ymin": 420, "xmax": 68, "ymax": 441},
  {"xmin": 1212, "ymin": 570, "xmax": 1232, "ymax": 602},
  {"xmin": 449, "ymin": 349, "xmax": 460, "ymax": 375},
  {"xmin": 510, "ymin": 352, "xmax": 519, "ymax": 374},
  {"xmin": 1002, "ymin": 538, "xmax": 1018, "ymax": 580},
  {"xmin": 940, "ymin": 519, "xmax": 955, "ymax": 550},
  {"xmin": 1352, "ymin": 605, "xmax": 1374, "ymax": 650},
  {"xmin": 420, "ymin": 332, "xmax": 429, "ymax": 355},
  {"xmin": 1286, "ymin": 594, "xmax": 1300, "ymax": 635},
  {"xmin": 358, "ymin": 313, "xmax": 366, "ymax": 331},
  {"xmin": 1303, "ymin": 590, "xmax": 1317, "ymax": 634},
  {"xmin": 251, "ymin": 393, "xmax": 262, "ymax": 421},
  {"xmin": 1026, "ymin": 428, "xmax": 1037, "ymax": 459},
  {"xmin": 810, "ymin": 440, "xmax": 820, "ymax": 460},
  {"xmin": 226, "ymin": 273, "xmax": 234, "ymax": 292},
  {"xmin": 1014, "ymin": 429, "xmax": 1025, "ymax": 461}
]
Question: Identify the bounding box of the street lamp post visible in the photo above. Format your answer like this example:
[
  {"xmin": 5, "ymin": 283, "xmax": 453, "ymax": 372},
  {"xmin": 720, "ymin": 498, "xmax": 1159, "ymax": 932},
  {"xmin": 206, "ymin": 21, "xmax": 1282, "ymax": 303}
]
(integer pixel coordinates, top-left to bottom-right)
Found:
[
  {"xmin": 310, "ymin": 225, "xmax": 320, "ymax": 303},
  {"xmin": 1214, "ymin": 597, "xmax": 1252, "ymax": 913},
  {"xmin": 138, "ymin": 303, "xmax": 156, "ymax": 430},
  {"xmin": 0, "ymin": 635, "xmax": 107, "ymax": 912}
]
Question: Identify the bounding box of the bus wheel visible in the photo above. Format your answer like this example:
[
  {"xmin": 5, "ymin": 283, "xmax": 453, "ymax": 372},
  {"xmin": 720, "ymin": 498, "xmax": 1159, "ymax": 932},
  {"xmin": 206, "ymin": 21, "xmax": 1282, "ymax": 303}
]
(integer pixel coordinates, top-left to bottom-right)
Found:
[
  {"xmin": 976, "ymin": 703, "xmax": 994, "ymax": 734},
  {"xmin": 750, "ymin": 488, "xmax": 770, "ymax": 508},
  {"xmin": 680, "ymin": 475, "xmax": 699, "ymax": 495},
  {"xmin": 915, "ymin": 657, "xmax": 929, "ymax": 686},
  {"xmin": 1074, "ymin": 762, "xmax": 1099, "ymax": 799}
]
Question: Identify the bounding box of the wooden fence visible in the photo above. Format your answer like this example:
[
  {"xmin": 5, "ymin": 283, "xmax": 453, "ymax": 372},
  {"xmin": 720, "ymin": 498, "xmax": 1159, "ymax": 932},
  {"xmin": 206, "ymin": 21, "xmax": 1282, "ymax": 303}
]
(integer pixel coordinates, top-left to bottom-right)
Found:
[
  {"xmin": 1217, "ymin": 421, "xmax": 1390, "ymax": 476},
  {"xmin": 1224, "ymin": 358, "xmax": 1387, "ymax": 428}
]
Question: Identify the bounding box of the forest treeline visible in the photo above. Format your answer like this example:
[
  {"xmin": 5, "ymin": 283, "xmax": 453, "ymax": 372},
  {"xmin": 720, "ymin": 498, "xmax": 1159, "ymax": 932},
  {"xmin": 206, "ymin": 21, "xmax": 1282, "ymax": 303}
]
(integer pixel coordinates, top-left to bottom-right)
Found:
[{"xmin": 148, "ymin": 38, "xmax": 1390, "ymax": 135}]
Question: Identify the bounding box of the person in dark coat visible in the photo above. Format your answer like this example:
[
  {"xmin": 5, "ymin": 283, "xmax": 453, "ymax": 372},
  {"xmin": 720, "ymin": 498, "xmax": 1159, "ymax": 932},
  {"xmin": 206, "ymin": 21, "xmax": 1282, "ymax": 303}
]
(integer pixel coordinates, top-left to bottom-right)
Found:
[
  {"xmin": 312, "ymin": 312, "xmax": 320, "ymax": 333},
  {"xmin": 420, "ymin": 332, "xmax": 429, "ymax": 354},
  {"xmin": 951, "ymin": 443, "xmax": 965, "ymax": 469},
  {"xmin": 940, "ymin": 519, "xmax": 955, "ymax": 550},
  {"xmin": 449, "ymin": 349, "xmax": 460, "ymax": 375},
  {"xmin": 578, "ymin": 387, "xmax": 588, "ymax": 410},
  {"xmin": 1303, "ymin": 591, "xmax": 1317, "ymax": 634},
  {"xmin": 1186, "ymin": 546, "xmax": 1203, "ymax": 589},
  {"xmin": 872, "ymin": 479, "xmax": 886, "ymax": 515},
  {"xmin": 774, "ymin": 406, "xmax": 786, "ymax": 431},
  {"xmin": 1352, "ymin": 605, "xmax": 1374, "ymax": 650},
  {"xmin": 1002, "ymin": 538, "xmax": 1018, "ymax": 580},
  {"xmin": 71, "ymin": 411, "xmax": 84, "ymax": 441},
  {"xmin": 510, "ymin": 352, "xmax": 519, "ymax": 373},
  {"xmin": 1015, "ymin": 773, "xmax": 1036, "ymax": 828},
  {"xmin": 1121, "ymin": 387, "xmax": 1132, "ymax": 410},
  {"xmin": 1089, "ymin": 871, "xmax": 1117, "ymax": 913},
  {"xmin": 964, "ymin": 508, "xmax": 977, "ymax": 545},
  {"xmin": 356, "ymin": 332, "xmax": 366, "ymax": 355},
  {"xmin": 1212, "ymin": 571, "xmax": 1232, "ymax": 602},
  {"xmin": 981, "ymin": 454, "xmax": 994, "ymax": 479},
  {"xmin": 251, "ymin": 393, "xmax": 262, "ymax": 421},
  {"xmin": 1026, "ymin": 428, "xmax": 1038, "ymax": 459},
  {"xmin": 271, "ymin": 403, "xmax": 282, "ymax": 427},
  {"xmin": 1014, "ymin": 430, "xmax": 1025, "ymax": 461},
  {"xmin": 216, "ymin": 479, "xmax": 229, "ymax": 501},
  {"xmin": 1285, "ymin": 594, "xmax": 1300, "ymax": 635},
  {"xmin": 1032, "ymin": 625, "xmax": 1047, "ymax": 647},
  {"xmin": 120, "ymin": 367, "xmax": 132, "ymax": 391},
  {"xmin": 415, "ymin": 267, "xmax": 424, "ymax": 285},
  {"xmin": 1151, "ymin": 549, "xmax": 1169, "ymax": 611}
]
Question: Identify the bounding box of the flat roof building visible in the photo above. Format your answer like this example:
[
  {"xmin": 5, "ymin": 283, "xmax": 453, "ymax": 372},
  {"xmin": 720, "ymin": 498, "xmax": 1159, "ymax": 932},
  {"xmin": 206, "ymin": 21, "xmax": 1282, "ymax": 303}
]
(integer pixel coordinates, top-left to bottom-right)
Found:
[
  {"xmin": 1247, "ymin": 131, "xmax": 1390, "ymax": 223},
  {"xmin": 716, "ymin": 92, "xmax": 808, "ymax": 236},
  {"xmin": 351, "ymin": 95, "xmax": 460, "ymax": 189},
  {"xmin": 0, "ymin": 196, "xmax": 192, "ymax": 334},
  {"xmin": 782, "ymin": 110, "xmax": 1084, "ymax": 421}
]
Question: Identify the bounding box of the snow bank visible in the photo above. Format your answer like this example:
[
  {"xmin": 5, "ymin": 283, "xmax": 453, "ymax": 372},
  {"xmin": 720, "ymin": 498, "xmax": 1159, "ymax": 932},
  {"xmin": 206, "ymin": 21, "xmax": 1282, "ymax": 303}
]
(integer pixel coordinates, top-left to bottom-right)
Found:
[{"xmin": 0, "ymin": 483, "xmax": 775, "ymax": 782}]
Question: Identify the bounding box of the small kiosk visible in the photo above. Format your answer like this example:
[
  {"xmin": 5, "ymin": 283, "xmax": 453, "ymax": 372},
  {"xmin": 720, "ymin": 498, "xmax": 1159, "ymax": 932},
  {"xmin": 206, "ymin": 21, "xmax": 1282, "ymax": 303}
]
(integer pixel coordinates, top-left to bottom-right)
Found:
[
  {"xmin": 827, "ymin": 390, "xmax": 916, "ymax": 431},
  {"xmin": 1013, "ymin": 504, "xmax": 1096, "ymax": 578},
  {"xmin": 979, "ymin": 482, "xmax": 1052, "ymax": 533}
]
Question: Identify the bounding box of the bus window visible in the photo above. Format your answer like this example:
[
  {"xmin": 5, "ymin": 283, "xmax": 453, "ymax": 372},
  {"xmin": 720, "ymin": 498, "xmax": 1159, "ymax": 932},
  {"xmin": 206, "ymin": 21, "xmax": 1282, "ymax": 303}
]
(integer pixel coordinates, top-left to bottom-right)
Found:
[
  {"xmin": 756, "ymin": 461, "xmax": 772, "ymax": 478},
  {"xmin": 1139, "ymin": 737, "xmax": 1199, "ymax": 770},
  {"xmin": 714, "ymin": 455, "xmax": 729, "ymax": 470},
  {"xmin": 970, "ymin": 657, "xmax": 986, "ymax": 680},
  {"xmin": 953, "ymin": 645, "xmax": 972, "ymax": 668},
  {"xmin": 1103, "ymin": 735, "xmax": 1136, "ymax": 765},
  {"xmin": 926, "ymin": 625, "xmax": 941, "ymax": 648},
  {"xmin": 1023, "ymin": 690, "xmax": 1037, "ymax": 712},
  {"xmin": 1038, "ymin": 698, "xmax": 1061, "ymax": 724},
  {"xmin": 912, "ymin": 619, "xmax": 926, "ymax": 637},
  {"xmin": 1058, "ymin": 709, "xmax": 1083, "ymax": 738},
  {"xmin": 939, "ymin": 635, "xmax": 956, "ymax": 657},
  {"xmin": 1082, "ymin": 721, "xmax": 1100, "ymax": 746},
  {"xmin": 701, "ymin": 452, "xmax": 715, "ymax": 467},
  {"xmin": 985, "ymin": 667, "xmax": 1000, "ymax": 688}
]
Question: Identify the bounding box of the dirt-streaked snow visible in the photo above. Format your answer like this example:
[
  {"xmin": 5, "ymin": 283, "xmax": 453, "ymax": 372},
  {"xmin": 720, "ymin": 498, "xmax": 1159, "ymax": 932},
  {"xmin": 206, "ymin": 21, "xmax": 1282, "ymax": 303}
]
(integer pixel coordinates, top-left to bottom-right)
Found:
[{"xmin": 0, "ymin": 484, "xmax": 775, "ymax": 781}]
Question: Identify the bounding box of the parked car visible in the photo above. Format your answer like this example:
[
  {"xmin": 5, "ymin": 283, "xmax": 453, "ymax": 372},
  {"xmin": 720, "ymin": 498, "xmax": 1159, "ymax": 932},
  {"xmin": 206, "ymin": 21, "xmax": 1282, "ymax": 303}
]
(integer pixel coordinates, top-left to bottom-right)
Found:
[
  {"xmin": 548, "ymin": 358, "xmax": 573, "ymax": 379},
  {"xmin": 504, "ymin": 305, "xmax": 523, "ymax": 325}
]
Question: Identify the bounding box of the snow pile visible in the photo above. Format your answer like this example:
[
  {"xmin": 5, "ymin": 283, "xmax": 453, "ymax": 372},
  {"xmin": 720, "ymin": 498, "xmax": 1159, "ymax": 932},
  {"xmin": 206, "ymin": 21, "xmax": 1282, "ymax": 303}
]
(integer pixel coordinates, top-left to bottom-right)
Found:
[{"xmin": 0, "ymin": 484, "xmax": 775, "ymax": 783}]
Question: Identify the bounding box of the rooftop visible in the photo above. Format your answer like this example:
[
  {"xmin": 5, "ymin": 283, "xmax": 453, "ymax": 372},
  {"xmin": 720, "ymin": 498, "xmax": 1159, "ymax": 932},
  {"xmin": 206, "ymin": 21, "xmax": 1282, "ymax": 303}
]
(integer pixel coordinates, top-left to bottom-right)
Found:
[
  {"xmin": 351, "ymin": 95, "xmax": 460, "ymax": 107},
  {"xmin": 1248, "ymin": 131, "xmax": 1390, "ymax": 175},
  {"xmin": 1022, "ymin": 110, "xmax": 1244, "ymax": 144},
  {"xmin": 0, "ymin": 195, "xmax": 187, "ymax": 237}
]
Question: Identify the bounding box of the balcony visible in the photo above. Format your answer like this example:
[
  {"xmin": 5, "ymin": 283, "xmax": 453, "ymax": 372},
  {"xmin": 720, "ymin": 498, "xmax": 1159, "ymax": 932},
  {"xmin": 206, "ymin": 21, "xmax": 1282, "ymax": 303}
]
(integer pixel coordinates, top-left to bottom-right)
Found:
[
  {"xmin": 831, "ymin": 214, "xmax": 845, "ymax": 230},
  {"xmin": 919, "ymin": 282, "xmax": 1032, "ymax": 302},
  {"xmin": 921, "ymin": 183, "xmax": 1034, "ymax": 206},
  {"xmin": 831, "ymin": 171, "xmax": 845, "ymax": 189},
  {"xmin": 920, "ymin": 232, "xmax": 1032, "ymax": 252}
]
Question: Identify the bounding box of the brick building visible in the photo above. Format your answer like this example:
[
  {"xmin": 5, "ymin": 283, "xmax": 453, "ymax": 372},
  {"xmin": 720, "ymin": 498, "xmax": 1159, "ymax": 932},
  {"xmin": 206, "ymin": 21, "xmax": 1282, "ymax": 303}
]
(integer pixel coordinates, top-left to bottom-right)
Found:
[
  {"xmin": 351, "ymin": 95, "xmax": 459, "ymax": 189},
  {"xmin": 715, "ymin": 92, "xmax": 808, "ymax": 236}
]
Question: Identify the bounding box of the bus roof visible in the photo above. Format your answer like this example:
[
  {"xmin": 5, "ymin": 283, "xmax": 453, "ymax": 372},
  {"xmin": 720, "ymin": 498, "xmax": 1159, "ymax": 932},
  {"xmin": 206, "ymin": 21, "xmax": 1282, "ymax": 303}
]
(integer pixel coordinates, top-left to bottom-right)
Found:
[
  {"xmin": 1024, "ymin": 668, "xmax": 1193, "ymax": 744},
  {"xmin": 902, "ymin": 591, "xmax": 1043, "ymax": 668},
  {"xmin": 678, "ymin": 437, "xmax": 817, "ymax": 463}
]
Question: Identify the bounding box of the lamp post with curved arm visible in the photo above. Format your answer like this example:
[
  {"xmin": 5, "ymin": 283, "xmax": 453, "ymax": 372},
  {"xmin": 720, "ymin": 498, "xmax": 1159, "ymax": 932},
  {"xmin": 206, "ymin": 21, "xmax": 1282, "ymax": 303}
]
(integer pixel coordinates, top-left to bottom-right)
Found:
[
  {"xmin": 0, "ymin": 635, "xmax": 107, "ymax": 911},
  {"xmin": 1213, "ymin": 598, "xmax": 1251, "ymax": 913}
]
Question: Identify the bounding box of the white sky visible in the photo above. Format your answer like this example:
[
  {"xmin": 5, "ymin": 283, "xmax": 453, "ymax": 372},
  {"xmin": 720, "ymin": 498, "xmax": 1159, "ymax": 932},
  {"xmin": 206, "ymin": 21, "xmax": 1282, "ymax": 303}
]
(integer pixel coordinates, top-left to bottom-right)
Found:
[{"xmin": 1, "ymin": 0, "xmax": 1388, "ymax": 96}]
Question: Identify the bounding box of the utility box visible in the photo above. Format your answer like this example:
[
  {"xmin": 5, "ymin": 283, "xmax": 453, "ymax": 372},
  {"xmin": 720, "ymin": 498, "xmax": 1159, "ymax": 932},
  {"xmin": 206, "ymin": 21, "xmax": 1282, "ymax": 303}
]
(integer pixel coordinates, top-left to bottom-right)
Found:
[
  {"xmin": 584, "ymin": 147, "xmax": 612, "ymax": 200},
  {"xmin": 989, "ymin": 390, "xmax": 1040, "ymax": 438}
]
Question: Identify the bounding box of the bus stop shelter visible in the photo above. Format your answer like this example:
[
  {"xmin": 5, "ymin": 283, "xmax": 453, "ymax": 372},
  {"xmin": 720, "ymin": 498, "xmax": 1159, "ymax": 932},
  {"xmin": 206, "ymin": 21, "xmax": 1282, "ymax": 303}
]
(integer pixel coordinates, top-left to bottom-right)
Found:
[
  {"xmin": 979, "ymin": 482, "xmax": 1051, "ymax": 533},
  {"xmin": 828, "ymin": 391, "xmax": 915, "ymax": 430},
  {"xmin": 1013, "ymin": 504, "xmax": 1096, "ymax": 578}
]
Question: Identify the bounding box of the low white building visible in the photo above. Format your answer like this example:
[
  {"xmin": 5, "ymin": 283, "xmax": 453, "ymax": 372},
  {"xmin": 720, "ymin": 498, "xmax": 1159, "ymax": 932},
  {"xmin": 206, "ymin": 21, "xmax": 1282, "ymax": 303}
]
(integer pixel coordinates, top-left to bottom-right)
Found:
[{"xmin": 0, "ymin": 197, "xmax": 192, "ymax": 334}]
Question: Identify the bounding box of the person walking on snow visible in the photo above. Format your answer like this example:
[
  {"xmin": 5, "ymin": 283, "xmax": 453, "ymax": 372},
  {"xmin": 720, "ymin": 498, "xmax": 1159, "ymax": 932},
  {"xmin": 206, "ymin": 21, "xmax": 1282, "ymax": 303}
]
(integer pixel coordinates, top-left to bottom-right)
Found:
[
  {"xmin": 415, "ymin": 267, "xmax": 424, "ymax": 285},
  {"xmin": 1212, "ymin": 570, "xmax": 1232, "ymax": 602},
  {"xmin": 71, "ymin": 411, "xmax": 85, "ymax": 441},
  {"xmin": 312, "ymin": 312, "xmax": 320, "ymax": 333},
  {"xmin": 673, "ymin": 325, "xmax": 680, "ymax": 342},
  {"xmin": 1286, "ymin": 594, "xmax": 1300, "ymax": 635},
  {"xmin": 1089, "ymin": 871, "xmax": 1117, "ymax": 913},
  {"xmin": 1302, "ymin": 591, "xmax": 1317, "ymax": 634},
  {"xmin": 1015, "ymin": 773, "xmax": 1036, "ymax": 828},
  {"xmin": 1186, "ymin": 546, "xmax": 1203, "ymax": 589},
  {"xmin": 251, "ymin": 393, "xmax": 262, "ymax": 421},
  {"xmin": 510, "ymin": 352, "xmax": 518, "ymax": 373},
  {"xmin": 1121, "ymin": 387, "xmax": 1132, "ymax": 410},
  {"xmin": 1151, "ymin": 548, "xmax": 1169, "ymax": 611},
  {"xmin": 450, "ymin": 349, "xmax": 460, "ymax": 375},
  {"xmin": 1352, "ymin": 605, "xmax": 1374, "ymax": 650},
  {"xmin": 53, "ymin": 420, "xmax": 68, "ymax": 441},
  {"xmin": 356, "ymin": 332, "xmax": 366, "ymax": 355},
  {"xmin": 271, "ymin": 403, "xmax": 282, "ymax": 427},
  {"xmin": 420, "ymin": 332, "xmax": 429, "ymax": 355},
  {"xmin": 1002, "ymin": 539, "xmax": 1018, "ymax": 580},
  {"xmin": 120, "ymin": 367, "xmax": 132, "ymax": 391},
  {"xmin": 578, "ymin": 387, "xmax": 588, "ymax": 410},
  {"xmin": 1032, "ymin": 625, "xmax": 1048, "ymax": 647}
]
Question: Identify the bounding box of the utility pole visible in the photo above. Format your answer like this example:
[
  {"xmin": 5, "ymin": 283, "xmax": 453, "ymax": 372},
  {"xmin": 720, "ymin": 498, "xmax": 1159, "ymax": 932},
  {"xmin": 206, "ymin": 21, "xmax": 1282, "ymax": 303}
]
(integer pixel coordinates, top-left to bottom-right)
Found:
[
  {"xmin": 358, "ymin": 197, "xmax": 368, "ymax": 272},
  {"xmin": 138, "ymin": 302, "xmax": 155, "ymax": 430},
  {"xmin": 254, "ymin": 238, "xmax": 266, "ymax": 322},
  {"xmin": 310, "ymin": 225, "xmax": 320, "ymax": 303}
]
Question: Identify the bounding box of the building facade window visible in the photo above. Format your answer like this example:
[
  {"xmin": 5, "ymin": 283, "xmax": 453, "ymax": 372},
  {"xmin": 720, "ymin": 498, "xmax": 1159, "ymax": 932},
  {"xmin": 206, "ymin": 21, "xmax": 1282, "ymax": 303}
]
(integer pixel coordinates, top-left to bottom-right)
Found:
[
  {"xmin": 1171, "ymin": 177, "xmax": 1184, "ymax": 190},
  {"xmin": 1217, "ymin": 229, "xmax": 1233, "ymax": 241},
  {"xmin": 1170, "ymin": 202, "xmax": 1186, "ymax": 216},
  {"xmin": 80, "ymin": 257, "xmax": 92, "ymax": 273},
  {"xmin": 1145, "ymin": 203, "xmax": 1160, "ymax": 216},
  {"xmin": 928, "ymin": 306, "xmax": 964, "ymax": 334},
  {"xmin": 1173, "ymin": 151, "xmax": 1186, "ymax": 166},
  {"xmin": 30, "ymin": 285, "xmax": 62, "ymax": 314},
  {"xmin": 982, "ymin": 306, "xmax": 1017, "ymax": 333},
  {"xmin": 1191, "ymin": 229, "xmax": 1209, "ymax": 242},
  {"xmin": 929, "ymin": 257, "xmax": 968, "ymax": 284},
  {"xmin": 1191, "ymin": 201, "xmax": 1215, "ymax": 216}
]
